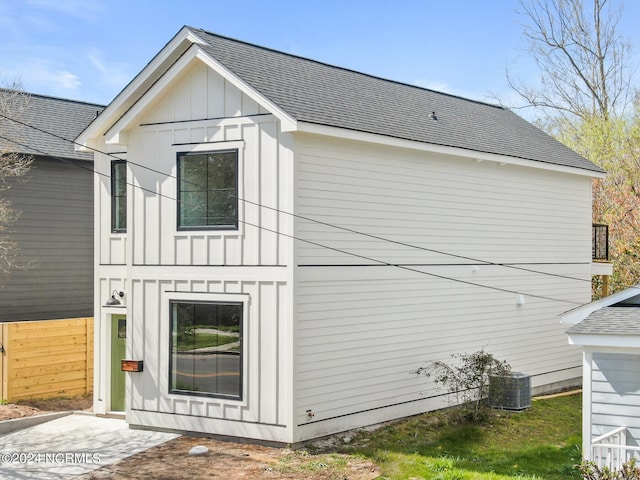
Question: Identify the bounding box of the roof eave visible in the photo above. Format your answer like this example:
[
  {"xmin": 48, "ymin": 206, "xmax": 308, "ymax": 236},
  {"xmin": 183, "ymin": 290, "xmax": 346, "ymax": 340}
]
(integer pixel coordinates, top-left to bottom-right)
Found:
[
  {"xmin": 560, "ymin": 284, "xmax": 640, "ymax": 324},
  {"xmin": 296, "ymin": 121, "xmax": 606, "ymax": 178},
  {"xmin": 192, "ymin": 45, "xmax": 297, "ymax": 132},
  {"xmin": 568, "ymin": 332, "xmax": 640, "ymax": 349}
]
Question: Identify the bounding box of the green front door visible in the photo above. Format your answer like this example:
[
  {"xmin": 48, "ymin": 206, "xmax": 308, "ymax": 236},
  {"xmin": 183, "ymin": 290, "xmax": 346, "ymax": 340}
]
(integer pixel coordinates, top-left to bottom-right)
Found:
[{"xmin": 110, "ymin": 315, "xmax": 126, "ymax": 411}]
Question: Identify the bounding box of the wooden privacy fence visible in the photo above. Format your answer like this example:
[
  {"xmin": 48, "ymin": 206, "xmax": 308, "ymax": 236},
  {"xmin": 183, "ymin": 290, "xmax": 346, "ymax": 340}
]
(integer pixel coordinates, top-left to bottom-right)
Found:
[{"xmin": 0, "ymin": 317, "xmax": 93, "ymax": 402}]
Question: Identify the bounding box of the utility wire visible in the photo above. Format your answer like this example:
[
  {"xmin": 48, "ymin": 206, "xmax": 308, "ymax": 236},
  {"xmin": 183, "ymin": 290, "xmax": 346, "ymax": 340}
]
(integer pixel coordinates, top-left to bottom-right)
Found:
[
  {"xmin": 0, "ymin": 119, "xmax": 583, "ymax": 305},
  {"xmin": 0, "ymin": 131, "xmax": 587, "ymax": 306},
  {"xmin": 0, "ymin": 112, "xmax": 595, "ymax": 285}
]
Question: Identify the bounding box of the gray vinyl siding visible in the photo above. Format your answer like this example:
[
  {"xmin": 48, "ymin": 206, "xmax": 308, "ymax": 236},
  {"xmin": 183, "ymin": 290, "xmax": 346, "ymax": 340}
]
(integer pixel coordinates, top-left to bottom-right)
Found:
[
  {"xmin": 0, "ymin": 156, "xmax": 93, "ymax": 321},
  {"xmin": 592, "ymin": 352, "xmax": 640, "ymax": 446}
]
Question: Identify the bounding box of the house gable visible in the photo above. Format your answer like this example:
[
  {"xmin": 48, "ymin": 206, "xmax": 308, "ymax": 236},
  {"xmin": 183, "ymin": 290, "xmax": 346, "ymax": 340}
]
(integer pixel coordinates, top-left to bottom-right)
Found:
[
  {"xmin": 79, "ymin": 26, "xmax": 604, "ymax": 178},
  {"xmin": 76, "ymin": 26, "xmax": 203, "ymax": 148},
  {"xmin": 80, "ymin": 35, "xmax": 296, "ymax": 147},
  {"xmin": 107, "ymin": 48, "xmax": 296, "ymax": 144},
  {"xmin": 141, "ymin": 60, "xmax": 267, "ymax": 125},
  {"xmin": 563, "ymin": 286, "xmax": 640, "ymax": 349}
]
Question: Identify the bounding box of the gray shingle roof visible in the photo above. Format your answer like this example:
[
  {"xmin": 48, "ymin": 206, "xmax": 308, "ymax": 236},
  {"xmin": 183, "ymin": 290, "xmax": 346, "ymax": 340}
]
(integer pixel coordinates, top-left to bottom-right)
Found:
[
  {"xmin": 190, "ymin": 27, "xmax": 603, "ymax": 174},
  {"xmin": 566, "ymin": 307, "xmax": 640, "ymax": 336},
  {"xmin": 0, "ymin": 90, "xmax": 104, "ymax": 161}
]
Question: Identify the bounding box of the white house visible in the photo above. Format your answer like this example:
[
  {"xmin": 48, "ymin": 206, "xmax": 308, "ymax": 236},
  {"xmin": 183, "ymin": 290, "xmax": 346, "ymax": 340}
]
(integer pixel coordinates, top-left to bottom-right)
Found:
[
  {"xmin": 563, "ymin": 287, "xmax": 640, "ymax": 468},
  {"xmin": 76, "ymin": 26, "xmax": 605, "ymax": 445}
]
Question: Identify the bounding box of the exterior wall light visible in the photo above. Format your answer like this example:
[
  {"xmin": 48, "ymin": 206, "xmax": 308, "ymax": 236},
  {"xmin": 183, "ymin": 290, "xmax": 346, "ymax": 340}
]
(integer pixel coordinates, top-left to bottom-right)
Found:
[{"xmin": 106, "ymin": 290, "xmax": 125, "ymax": 306}]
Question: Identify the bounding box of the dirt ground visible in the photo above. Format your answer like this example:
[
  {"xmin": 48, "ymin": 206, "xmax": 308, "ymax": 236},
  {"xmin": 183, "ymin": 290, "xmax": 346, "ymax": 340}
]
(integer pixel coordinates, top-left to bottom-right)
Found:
[
  {"xmin": 77, "ymin": 436, "xmax": 379, "ymax": 480},
  {"xmin": 0, "ymin": 395, "xmax": 93, "ymax": 420},
  {"xmin": 1, "ymin": 396, "xmax": 380, "ymax": 480}
]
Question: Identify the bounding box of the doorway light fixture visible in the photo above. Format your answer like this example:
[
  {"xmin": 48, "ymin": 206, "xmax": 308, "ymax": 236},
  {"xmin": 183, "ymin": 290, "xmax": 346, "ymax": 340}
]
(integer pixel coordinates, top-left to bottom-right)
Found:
[{"xmin": 106, "ymin": 290, "xmax": 124, "ymax": 306}]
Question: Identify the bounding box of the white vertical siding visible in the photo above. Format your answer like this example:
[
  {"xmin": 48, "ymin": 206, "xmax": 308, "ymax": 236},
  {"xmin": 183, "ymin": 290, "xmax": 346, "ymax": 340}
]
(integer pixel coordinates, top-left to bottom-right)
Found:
[
  {"xmin": 94, "ymin": 59, "xmax": 294, "ymax": 442},
  {"xmin": 125, "ymin": 273, "xmax": 290, "ymax": 441},
  {"xmin": 592, "ymin": 352, "xmax": 640, "ymax": 446},
  {"xmin": 95, "ymin": 146, "xmax": 127, "ymax": 267},
  {"xmin": 126, "ymin": 116, "xmax": 285, "ymax": 267},
  {"xmin": 97, "ymin": 60, "xmax": 282, "ymax": 269},
  {"xmin": 294, "ymin": 133, "xmax": 592, "ymax": 439}
]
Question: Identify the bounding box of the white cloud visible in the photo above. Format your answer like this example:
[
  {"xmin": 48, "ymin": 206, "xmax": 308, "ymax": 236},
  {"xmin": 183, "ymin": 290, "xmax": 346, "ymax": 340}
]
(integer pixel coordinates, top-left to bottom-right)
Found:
[
  {"xmin": 414, "ymin": 79, "xmax": 491, "ymax": 104},
  {"xmin": 53, "ymin": 70, "xmax": 81, "ymax": 90},
  {"xmin": 415, "ymin": 80, "xmax": 451, "ymax": 93},
  {"xmin": 12, "ymin": 61, "xmax": 81, "ymax": 95},
  {"xmin": 88, "ymin": 53, "xmax": 106, "ymax": 73}
]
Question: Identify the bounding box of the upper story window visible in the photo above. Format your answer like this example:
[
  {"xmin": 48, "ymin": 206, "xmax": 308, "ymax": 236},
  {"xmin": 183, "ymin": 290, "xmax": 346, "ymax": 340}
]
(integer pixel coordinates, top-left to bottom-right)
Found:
[
  {"xmin": 111, "ymin": 160, "xmax": 127, "ymax": 233},
  {"xmin": 177, "ymin": 150, "xmax": 238, "ymax": 230}
]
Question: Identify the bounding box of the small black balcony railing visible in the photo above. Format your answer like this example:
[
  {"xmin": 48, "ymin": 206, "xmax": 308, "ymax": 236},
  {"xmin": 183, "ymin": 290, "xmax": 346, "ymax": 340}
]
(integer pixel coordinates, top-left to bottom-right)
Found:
[{"xmin": 592, "ymin": 224, "xmax": 609, "ymax": 261}]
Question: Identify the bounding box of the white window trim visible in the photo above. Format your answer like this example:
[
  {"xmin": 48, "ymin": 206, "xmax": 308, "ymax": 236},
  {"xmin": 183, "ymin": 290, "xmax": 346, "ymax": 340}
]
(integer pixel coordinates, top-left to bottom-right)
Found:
[
  {"xmin": 172, "ymin": 140, "xmax": 245, "ymax": 237},
  {"xmin": 162, "ymin": 290, "xmax": 250, "ymax": 407}
]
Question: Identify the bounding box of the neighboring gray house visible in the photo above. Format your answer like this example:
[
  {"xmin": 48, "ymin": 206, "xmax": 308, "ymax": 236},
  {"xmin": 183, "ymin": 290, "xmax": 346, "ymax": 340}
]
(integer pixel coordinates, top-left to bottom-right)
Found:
[
  {"xmin": 78, "ymin": 26, "xmax": 604, "ymax": 445},
  {"xmin": 563, "ymin": 287, "xmax": 640, "ymax": 468},
  {"xmin": 0, "ymin": 91, "xmax": 104, "ymax": 322}
]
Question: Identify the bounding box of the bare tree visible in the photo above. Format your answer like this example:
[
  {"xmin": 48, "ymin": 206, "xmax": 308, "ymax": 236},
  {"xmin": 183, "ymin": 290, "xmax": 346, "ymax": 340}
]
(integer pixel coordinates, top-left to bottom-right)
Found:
[
  {"xmin": 510, "ymin": 0, "xmax": 634, "ymax": 122},
  {"xmin": 508, "ymin": 0, "xmax": 640, "ymax": 295},
  {"xmin": 0, "ymin": 83, "xmax": 33, "ymax": 276}
]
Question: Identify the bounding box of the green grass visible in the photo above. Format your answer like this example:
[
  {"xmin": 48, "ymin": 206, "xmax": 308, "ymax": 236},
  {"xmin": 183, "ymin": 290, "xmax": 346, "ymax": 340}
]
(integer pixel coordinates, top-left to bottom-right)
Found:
[{"xmin": 317, "ymin": 393, "xmax": 583, "ymax": 480}]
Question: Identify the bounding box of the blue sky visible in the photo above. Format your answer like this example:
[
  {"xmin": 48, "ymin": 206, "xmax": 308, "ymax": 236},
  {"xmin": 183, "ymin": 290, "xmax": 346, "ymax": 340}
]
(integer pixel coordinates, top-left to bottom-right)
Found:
[{"xmin": 1, "ymin": 0, "xmax": 639, "ymax": 113}]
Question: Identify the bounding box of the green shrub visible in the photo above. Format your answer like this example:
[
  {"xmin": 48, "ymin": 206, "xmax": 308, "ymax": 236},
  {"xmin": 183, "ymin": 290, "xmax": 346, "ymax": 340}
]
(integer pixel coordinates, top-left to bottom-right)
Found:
[{"xmin": 415, "ymin": 349, "xmax": 512, "ymax": 421}]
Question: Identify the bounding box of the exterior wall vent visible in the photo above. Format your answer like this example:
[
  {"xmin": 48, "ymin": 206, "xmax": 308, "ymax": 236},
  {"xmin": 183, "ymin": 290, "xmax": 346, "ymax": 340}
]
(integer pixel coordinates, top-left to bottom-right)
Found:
[{"xmin": 488, "ymin": 372, "xmax": 531, "ymax": 410}]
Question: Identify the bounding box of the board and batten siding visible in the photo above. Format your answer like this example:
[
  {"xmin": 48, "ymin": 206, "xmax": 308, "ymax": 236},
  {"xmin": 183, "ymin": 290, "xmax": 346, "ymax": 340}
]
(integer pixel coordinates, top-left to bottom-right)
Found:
[
  {"xmin": 95, "ymin": 58, "xmax": 295, "ymax": 442},
  {"xmin": 123, "ymin": 274, "xmax": 291, "ymax": 442},
  {"xmin": 294, "ymin": 133, "xmax": 592, "ymax": 438},
  {"xmin": 591, "ymin": 352, "xmax": 640, "ymax": 446},
  {"xmin": 0, "ymin": 157, "xmax": 93, "ymax": 322}
]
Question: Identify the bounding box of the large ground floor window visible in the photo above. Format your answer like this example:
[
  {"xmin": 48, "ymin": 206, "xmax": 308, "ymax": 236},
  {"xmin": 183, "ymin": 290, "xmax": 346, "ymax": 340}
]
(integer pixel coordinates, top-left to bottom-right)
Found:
[{"xmin": 170, "ymin": 301, "xmax": 242, "ymax": 400}]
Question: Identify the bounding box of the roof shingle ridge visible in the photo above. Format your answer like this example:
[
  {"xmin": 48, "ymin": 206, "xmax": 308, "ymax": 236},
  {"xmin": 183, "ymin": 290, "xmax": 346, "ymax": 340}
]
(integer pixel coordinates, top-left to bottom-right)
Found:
[
  {"xmin": 0, "ymin": 88, "xmax": 105, "ymax": 108},
  {"xmin": 187, "ymin": 26, "xmax": 506, "ymax": 111}
]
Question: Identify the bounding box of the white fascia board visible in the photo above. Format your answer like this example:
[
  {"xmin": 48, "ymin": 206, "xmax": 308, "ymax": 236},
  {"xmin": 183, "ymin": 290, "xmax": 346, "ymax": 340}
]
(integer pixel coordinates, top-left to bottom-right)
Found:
[
  {"xmin": 296, "ymin": 121, "xmax": 606, "ymax": 179},
  {"xmin": 568, "ymin": 333, "xmax": 640, "ymax": 349},
  {"xmin": 581, "ymin": 345, "xmax": 640, "ymax": 355},
  {"xmin": 560, "ymin": 284, "xmax": 640, "ymax": 324},
  {"xmin": 194, "ymin": 50, "xmax": 297, "ymax": 132},
  {"xmin": 104, "ymin": 45, "xmax": 201, "ymax": 143},
  {"xmin": 104, "ymin": 47, "xmax": 297, "ymax": 144},
  {"xmin": 76, "ymin": 26, "xmax": 202, "ymax": 148}
]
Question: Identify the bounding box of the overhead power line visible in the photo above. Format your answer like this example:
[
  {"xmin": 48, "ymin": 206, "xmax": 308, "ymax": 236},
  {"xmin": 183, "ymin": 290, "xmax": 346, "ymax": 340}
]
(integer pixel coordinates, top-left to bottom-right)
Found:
[
  {"xmin": 0, "ymin": 115, "xmax": 591, "ymax": 305},
  {"xmin": 0, "ymin": 112, "xmax": 594, "ymax": 285}
]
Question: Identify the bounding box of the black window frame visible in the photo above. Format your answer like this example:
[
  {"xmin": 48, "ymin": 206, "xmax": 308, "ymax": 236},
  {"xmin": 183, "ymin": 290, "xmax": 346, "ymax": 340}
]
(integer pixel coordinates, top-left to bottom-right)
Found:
[
  {"xmin": 176, "ymin": 149, "xmax": 239, "ymax": 231},
  {"xmin": 111, "ymin": 160, "xmax": 127, "ymax": 233},
  {"xmin": 169, "ymin": 300, "xmax": 243, "ymax": 401}
]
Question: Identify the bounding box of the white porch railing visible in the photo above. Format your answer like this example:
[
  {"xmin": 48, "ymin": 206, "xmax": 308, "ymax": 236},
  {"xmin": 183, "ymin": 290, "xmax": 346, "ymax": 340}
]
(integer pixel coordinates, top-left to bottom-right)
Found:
[{"xmin": 591, "ymin": 426, "xmax": 640, "ymax": 469}]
